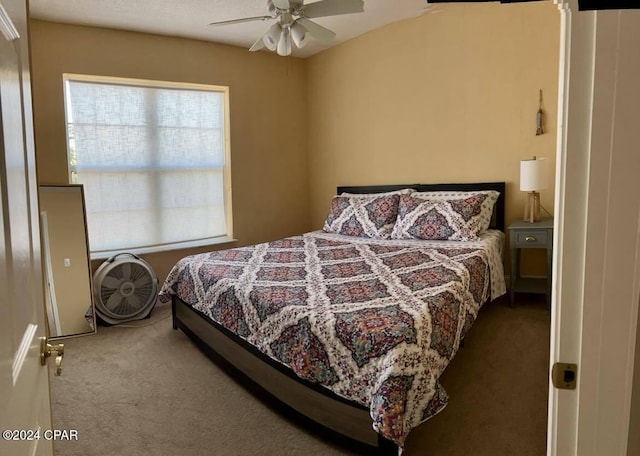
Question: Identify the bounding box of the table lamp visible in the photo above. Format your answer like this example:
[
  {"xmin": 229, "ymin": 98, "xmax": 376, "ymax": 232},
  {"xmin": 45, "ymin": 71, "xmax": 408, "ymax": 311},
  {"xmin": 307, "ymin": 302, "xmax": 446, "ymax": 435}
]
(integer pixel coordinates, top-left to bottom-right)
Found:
[{"xmin": 520, "ymin": 156, "xmax": 547, "ymax": 223}]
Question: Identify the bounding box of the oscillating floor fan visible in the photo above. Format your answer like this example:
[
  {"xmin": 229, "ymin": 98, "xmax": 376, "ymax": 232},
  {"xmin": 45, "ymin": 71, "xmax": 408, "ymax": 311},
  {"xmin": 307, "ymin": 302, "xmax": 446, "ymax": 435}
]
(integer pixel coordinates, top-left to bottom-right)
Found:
[{"xmin": 93, "ymin": 253, "xmax": 158, "ymax": 325}]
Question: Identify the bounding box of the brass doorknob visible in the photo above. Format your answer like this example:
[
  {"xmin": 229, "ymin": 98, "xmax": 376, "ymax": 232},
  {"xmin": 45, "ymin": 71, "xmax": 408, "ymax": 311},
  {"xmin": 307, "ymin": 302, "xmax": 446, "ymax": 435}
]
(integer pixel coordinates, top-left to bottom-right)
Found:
[{"xmin": 40, "ymin": 337, "xmax": 64, "ymax": 376}]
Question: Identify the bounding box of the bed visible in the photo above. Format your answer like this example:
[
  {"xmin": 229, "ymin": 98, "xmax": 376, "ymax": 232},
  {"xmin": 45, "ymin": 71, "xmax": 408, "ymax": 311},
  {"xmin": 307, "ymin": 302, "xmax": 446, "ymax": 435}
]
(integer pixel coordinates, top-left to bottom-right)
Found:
[{"xmin": 159, "ymin": 182, "xmax": 506, "ymax": 454}]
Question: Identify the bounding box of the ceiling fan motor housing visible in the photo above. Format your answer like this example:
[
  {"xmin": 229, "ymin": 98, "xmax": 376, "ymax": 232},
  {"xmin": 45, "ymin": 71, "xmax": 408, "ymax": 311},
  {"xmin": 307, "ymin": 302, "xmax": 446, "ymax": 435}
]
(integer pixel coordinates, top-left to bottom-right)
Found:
[
  {"xmin": 93, "ymin": 253, "xmax": 158, "ymax": 325},
  {"xmin": 271, "ymin": 0, "xmax": 303, "ymax": 13}
]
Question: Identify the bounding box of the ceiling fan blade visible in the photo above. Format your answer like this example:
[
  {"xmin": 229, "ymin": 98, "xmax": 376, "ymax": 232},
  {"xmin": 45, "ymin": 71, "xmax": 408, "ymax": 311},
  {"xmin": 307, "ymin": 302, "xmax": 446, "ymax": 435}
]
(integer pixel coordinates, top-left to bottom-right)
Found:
[
  {"xmin": 272, "ymin": 0, "xmax": 291, "ymax": 9},
  {"xmin": 249, "ymin": 34, "xmax": 266, "ymax": 52},
  {"xmin": 302, "ymin": 0, "xmax": 364, "ymax": 18},
  {"xmin": 297, "ymin": 18, "xmax": 336, "ymax": 42},
  {"xmin": 209, "ymin": 16, "xmax": 272, "ymax": 27}
]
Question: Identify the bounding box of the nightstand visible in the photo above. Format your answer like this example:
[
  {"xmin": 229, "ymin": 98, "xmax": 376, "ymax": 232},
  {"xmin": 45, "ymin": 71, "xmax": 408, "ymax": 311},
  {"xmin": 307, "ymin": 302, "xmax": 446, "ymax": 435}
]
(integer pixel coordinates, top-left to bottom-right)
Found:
[{"xmin": 508, "ymin": 218, "xmax": 553, "ymax": 308}]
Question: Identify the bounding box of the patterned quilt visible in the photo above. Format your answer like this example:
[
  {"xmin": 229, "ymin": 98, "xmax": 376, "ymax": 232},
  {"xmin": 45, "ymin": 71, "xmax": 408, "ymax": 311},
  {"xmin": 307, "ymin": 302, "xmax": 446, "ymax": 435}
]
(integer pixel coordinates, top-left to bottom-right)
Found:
[{"xmin": 159, "ymin": 230, "xmax": 506, "ymax": 446}]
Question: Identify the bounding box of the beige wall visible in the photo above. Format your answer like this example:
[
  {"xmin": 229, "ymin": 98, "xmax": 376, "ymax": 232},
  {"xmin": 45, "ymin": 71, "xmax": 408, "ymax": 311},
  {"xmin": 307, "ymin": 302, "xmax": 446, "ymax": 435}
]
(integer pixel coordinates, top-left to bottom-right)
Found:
[
  {"xmin": 29, "ymin": 20, "xmax": 310, "ymax": 281},
  {"xmin": 30, "ymin": 2, "xmax": 560, "ymax": 280},
  {"xmin": 306, "ymin": 2, "xmax": 560, "ymax": 274}
]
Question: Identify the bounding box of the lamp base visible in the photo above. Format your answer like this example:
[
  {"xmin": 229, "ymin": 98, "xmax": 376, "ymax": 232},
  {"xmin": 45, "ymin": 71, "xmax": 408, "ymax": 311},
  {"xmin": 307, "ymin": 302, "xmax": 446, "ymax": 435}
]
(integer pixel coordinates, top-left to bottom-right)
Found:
[{"xmin": 524, "ymin": 191, "xmax": 541, "ymax": 223}]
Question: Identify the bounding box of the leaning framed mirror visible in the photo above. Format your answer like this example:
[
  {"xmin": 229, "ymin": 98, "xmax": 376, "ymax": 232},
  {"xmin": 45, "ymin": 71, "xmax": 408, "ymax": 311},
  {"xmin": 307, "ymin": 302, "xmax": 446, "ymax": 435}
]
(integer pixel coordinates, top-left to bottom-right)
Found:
[{"xmin": 39, "ymin": 184, "xmax": 95, "ymax": 338}]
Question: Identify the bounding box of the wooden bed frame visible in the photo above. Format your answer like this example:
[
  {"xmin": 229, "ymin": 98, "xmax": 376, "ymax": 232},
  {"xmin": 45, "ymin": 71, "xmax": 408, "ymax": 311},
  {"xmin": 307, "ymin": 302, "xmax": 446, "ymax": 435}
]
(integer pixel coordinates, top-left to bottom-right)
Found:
[{"xmin": 171, "ymin": 182, "xmax": 505, "ymax": 454}]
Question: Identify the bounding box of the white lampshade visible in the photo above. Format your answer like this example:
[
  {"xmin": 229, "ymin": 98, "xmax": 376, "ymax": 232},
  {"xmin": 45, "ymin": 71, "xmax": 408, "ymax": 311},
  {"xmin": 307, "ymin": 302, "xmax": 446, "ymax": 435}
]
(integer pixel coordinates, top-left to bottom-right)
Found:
[
  {"xmin": 277, "ymin": 27, "xmax": 292, "ymax": 56},
  {"xmin": 263, "ymin": 23, "xmax": 281, "ymax": 51},
  {"xmin": 291, "ymin": 21, "xmax": 308, "ymax": 48},
  {"xmin": 520, "ymin": 157, "xmax": 548, "ymax": 192}
]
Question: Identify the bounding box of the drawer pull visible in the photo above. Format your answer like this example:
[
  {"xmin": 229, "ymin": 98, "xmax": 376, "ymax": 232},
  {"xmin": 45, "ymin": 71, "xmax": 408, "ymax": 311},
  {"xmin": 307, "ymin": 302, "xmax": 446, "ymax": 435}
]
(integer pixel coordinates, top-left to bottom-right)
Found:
[{"xmin": 525, "ymin": 236, "xmax": 537, "ymax": 242}]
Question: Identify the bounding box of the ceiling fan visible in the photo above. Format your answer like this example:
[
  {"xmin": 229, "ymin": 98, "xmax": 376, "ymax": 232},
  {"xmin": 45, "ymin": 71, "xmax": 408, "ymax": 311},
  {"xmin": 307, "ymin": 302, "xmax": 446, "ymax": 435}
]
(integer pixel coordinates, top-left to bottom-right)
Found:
[{"xmin": 209, "ymin": 0, "xmax": 365, "ymax": 56}]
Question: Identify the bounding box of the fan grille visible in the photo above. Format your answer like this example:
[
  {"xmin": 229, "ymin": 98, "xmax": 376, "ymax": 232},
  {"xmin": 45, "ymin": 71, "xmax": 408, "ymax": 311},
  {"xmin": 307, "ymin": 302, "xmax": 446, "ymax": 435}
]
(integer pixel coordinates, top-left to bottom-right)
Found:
[{"xmin": 94, "ymin": 254, "xmax": 158, "ymax": 324}]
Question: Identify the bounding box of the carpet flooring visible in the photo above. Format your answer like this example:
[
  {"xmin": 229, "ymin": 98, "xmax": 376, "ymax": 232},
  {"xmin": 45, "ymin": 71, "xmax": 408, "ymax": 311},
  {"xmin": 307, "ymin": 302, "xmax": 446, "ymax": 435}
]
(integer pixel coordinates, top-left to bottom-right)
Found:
[{"xmin": 50, "ymin": 294, "xmax": 550, "ymax": 456}]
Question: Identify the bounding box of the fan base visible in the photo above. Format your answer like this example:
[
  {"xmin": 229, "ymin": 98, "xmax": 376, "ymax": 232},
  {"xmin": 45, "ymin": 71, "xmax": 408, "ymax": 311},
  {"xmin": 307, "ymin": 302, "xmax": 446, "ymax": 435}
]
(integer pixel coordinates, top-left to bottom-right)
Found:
[{"xmin": 96, "ymin": 305, "xmax": 155, "ymax": 326}]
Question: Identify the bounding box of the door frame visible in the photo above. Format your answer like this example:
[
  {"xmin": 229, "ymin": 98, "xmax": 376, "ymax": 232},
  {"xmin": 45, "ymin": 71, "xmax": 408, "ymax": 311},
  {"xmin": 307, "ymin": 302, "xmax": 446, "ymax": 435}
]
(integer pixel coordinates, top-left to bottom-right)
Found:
[{"xmin": 549, "ymin": 1, "xmax": 640, "ymax": 454}]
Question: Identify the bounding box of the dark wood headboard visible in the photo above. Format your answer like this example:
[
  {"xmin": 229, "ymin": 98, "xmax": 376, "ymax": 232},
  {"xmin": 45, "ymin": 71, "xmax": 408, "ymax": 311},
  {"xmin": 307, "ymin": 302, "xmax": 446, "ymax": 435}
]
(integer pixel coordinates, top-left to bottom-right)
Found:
[{"xmin": 336, "ymin": 182, "xmax": 506, "ymax": 232}]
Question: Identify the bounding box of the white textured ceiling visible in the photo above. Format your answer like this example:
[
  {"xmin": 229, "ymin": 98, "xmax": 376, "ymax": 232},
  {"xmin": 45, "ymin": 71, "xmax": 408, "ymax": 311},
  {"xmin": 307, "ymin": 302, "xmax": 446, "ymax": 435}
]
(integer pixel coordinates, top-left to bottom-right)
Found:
[{"xmin": 29, "ymin": 0, "xmax": 440, "ymax": 58}]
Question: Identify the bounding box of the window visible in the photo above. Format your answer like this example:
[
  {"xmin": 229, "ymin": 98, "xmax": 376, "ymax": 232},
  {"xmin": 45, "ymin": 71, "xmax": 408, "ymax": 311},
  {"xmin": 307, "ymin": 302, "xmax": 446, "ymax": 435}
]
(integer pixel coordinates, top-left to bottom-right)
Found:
[{"xmin": 63, "ymin": 74, "xmax": 232, "ymax": 257}]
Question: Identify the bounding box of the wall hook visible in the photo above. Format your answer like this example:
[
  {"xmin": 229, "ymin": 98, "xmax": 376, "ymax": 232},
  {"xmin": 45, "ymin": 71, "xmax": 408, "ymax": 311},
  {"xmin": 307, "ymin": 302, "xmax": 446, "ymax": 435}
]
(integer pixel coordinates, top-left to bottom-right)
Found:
[{"xmin": 536, "ymin": 89, "xmax": 544, "ymax": 136}]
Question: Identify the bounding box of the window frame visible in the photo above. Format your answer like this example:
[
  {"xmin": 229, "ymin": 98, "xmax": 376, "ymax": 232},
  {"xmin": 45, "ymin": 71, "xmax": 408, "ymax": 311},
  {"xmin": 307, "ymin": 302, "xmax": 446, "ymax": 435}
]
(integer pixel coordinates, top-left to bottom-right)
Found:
[{"xmin": 62, "ymin": 73, "xmax": 234, "ymax": 259}]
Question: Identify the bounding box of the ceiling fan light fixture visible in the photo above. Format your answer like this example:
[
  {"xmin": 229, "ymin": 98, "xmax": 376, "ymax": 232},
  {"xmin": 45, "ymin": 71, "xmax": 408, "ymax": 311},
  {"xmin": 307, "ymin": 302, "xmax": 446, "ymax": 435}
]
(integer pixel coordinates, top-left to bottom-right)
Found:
[
  {"xmin": 290, "ymin": 21, "xmax": 308, "ymax": 48},
  {"xmin": 277, "ymin": 27, "xmax": 292, "ymax": 56},
  {"xmin": 209, "ymin": 0, "xmax": 365, "ymax": 57},
  {"xmin": 263, "ymin": 22, "xmax": 281, "ymax": 51}
]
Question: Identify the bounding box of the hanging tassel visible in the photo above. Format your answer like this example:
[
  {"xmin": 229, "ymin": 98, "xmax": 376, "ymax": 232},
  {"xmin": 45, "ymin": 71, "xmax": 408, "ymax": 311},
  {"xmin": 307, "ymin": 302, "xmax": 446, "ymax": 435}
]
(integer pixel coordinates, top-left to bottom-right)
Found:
[{"xmin": 536, "ymin": 89, "xmax": 544, "ymax": 135}]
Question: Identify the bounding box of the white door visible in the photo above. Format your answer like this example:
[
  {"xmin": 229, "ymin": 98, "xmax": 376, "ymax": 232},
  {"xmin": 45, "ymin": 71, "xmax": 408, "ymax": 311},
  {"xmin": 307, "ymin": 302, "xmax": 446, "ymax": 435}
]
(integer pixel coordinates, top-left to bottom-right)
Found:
[
  {"xmin": 0, "ymin": 0, "xmax": 55, "ymax": 455},
  {"xmin": 549, "ymin": 2, "xmax": 640, "ymax": 455}
]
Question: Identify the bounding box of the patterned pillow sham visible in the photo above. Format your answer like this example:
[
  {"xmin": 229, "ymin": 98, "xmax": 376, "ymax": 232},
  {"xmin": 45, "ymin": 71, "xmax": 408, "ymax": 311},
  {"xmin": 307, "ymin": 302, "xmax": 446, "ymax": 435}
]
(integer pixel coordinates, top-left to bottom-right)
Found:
[
  {"xmin": 411, "ymin": 190, "xmax": 500, "ymax": 233},
  {"xmin": 323, "ymin": 194, "xmax": 401, "ymax": 239},
  {"xmin": 391, "ymin": 193, "xmax": 497, "ymax": 241}
]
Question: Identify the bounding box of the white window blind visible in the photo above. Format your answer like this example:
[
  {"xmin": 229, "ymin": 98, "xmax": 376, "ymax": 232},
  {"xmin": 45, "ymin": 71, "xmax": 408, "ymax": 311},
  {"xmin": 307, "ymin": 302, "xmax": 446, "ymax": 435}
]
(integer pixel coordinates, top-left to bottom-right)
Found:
[{"xmin": 64, "ymin": 75, "xmax": 231, "ymax": 255}]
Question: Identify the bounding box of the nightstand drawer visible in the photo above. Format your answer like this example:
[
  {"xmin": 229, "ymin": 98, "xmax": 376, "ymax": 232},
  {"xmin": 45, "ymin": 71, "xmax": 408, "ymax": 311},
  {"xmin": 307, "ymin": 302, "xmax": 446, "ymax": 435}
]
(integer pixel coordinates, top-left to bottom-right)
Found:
[{"xmin": 512, "ymin": 230, "xmax": 549, "ymax": 247}]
